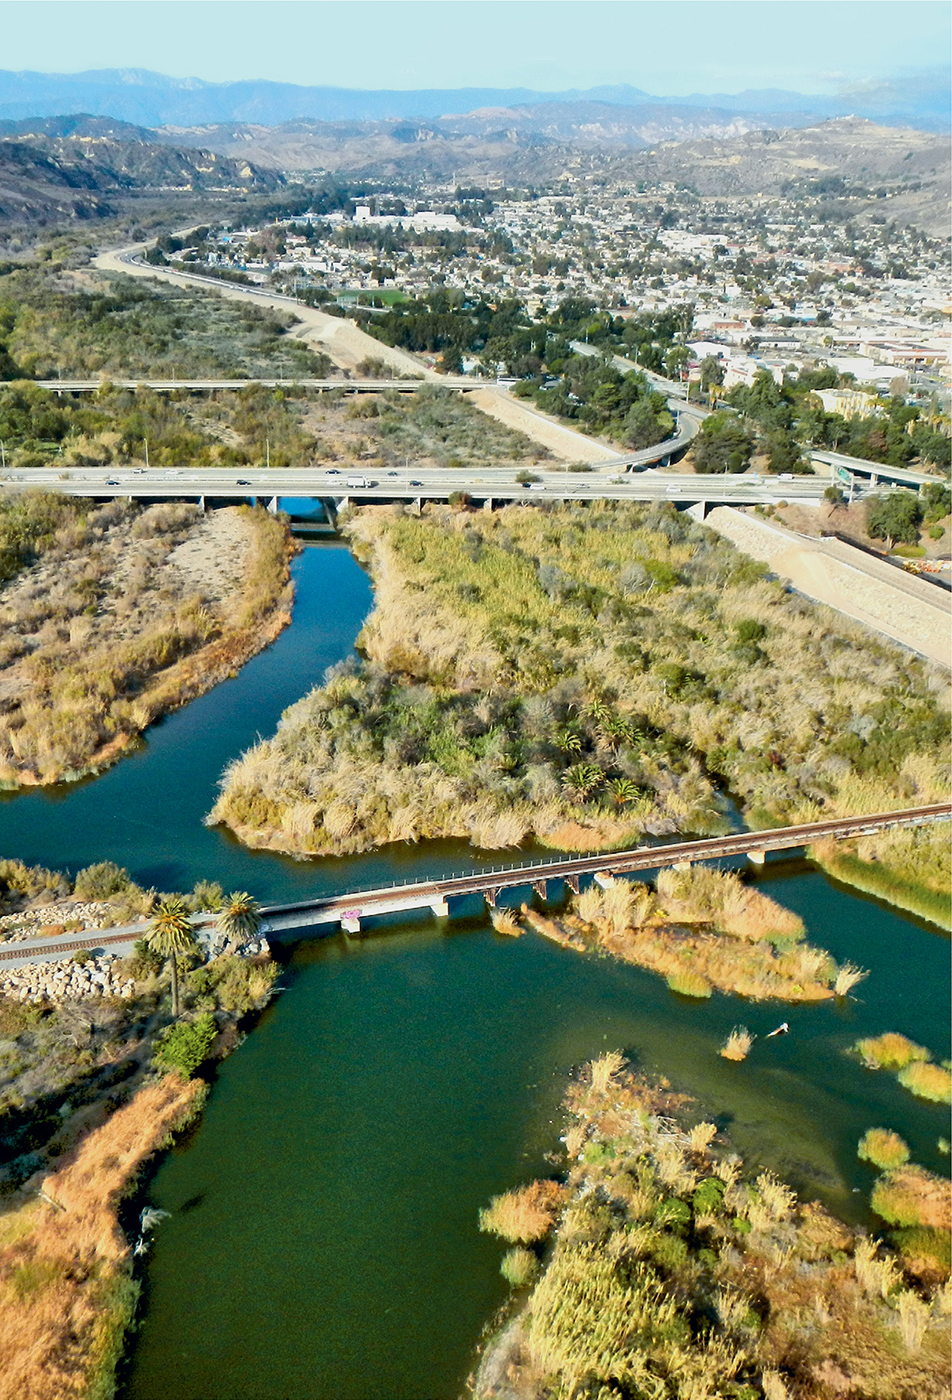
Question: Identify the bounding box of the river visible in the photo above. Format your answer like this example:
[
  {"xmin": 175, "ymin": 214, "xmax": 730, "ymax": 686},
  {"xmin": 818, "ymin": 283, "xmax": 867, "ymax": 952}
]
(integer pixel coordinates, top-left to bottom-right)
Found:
[{"xmin": 1, "ymin": 541, "xmax": 948, "ymax": 1400}]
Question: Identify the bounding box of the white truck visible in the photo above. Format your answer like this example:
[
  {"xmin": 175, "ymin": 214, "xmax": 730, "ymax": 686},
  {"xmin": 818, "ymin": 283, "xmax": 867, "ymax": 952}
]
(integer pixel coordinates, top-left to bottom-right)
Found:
[{"xmin": 345, "ymin": 476, "xmax": 374, "ymax": 489}]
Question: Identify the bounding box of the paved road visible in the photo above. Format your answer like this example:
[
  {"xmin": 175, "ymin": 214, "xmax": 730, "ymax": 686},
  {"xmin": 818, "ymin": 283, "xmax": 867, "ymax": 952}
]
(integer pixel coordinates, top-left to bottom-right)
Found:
[
  {"xmin": 0, "ymin": 464, "xmax": 833, "ymax": 505},
  {"xmin": 812, "ymin": 450, "xmax": 938, "ymax": 489}
]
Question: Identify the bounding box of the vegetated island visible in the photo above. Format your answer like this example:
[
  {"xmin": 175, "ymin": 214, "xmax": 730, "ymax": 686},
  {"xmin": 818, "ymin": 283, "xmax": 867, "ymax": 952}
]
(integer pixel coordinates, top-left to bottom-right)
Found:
[
  {"xmin": 514, "ymin": 864, "xmax": 866, "ymax": 1003},
  {"xmin": 473, "ymin": 1053, "xmax": 951, "ymax": 1400},
  {"xmin": 0, "ymin": 860, "xmax": 279, "ymax": 1400},
  {"xmin": 0, "ymin": 491, "xmax": 295, "ymax": 786},
  {"xmin": 210, "ymin": 500, "xmax": 950, "ymax": 924}
]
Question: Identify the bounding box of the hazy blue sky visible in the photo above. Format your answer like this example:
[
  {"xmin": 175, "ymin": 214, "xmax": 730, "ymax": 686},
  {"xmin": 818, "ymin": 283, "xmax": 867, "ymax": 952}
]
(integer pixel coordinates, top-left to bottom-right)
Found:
[{"xmin": 2, "ymin": 1, "xmax": 949, "ymax": 95}]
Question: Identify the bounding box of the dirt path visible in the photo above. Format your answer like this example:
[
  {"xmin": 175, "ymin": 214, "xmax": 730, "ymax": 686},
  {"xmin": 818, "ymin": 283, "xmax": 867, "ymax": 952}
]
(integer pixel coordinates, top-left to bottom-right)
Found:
[
  {"xmin": 466, "ymin": 387, "xmax": 619, "ymax": 464},
  {"xmin": 93, "ymin": 243, "xmax": 440, "ymax": 380},
  {"xmin": 699, "ymin": 506, "xmax": 951, "ymax": 669}
]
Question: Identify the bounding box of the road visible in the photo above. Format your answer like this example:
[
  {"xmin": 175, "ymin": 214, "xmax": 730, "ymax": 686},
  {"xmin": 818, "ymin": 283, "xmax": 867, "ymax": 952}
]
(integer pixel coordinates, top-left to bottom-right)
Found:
[{"xmin": 0, "ymin": 463, "xmax": 833, "ymax": 505}]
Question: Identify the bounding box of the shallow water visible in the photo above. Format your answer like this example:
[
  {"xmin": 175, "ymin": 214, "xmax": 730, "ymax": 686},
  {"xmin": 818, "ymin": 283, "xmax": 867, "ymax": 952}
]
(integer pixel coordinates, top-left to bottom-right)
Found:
[{"xmin": 0, "ymin": 541, "xmax": 947, "ymax": 1400}]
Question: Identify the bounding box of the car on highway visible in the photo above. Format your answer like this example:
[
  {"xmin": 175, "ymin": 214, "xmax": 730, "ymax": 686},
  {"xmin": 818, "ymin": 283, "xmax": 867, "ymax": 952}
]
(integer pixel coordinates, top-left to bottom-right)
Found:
[
  {"xmin": 236, "ymin": 479, "xmax": 252, "ymax": 486},
  {"xmin": 409, "ymin": 479, "xmax": 423, "ymax": 487},
  {"xmin": 106, "ymin": 479, "xmax": 119, "ymax": 486}
]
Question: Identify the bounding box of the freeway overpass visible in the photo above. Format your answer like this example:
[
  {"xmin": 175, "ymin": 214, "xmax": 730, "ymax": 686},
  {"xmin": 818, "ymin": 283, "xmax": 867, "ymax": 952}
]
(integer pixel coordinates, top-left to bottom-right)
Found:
[
  {"xmin": 0, "ymin": 463, "xmax": 833, "ymax": 507},
  {"xmin": 812, "ymin": 450, "xmax": 941, "ymax": 491}
]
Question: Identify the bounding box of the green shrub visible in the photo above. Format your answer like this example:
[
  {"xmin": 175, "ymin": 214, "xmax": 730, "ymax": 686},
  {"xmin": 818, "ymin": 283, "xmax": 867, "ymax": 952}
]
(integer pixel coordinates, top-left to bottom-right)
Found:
[
  {"xmin": 500, "ymin": 1247, "xmax": 539, "ymax": 1287},
  {"xmin": 74, "ymin": 861, "xmax": 133, "ymax": 900},
  {"xmin": 889, "ymin": 1227, "xmax": 951, "ymax": 1272},
  {"xmin": 897, "ymin": 1061, "xmax": 952, "ymax": 1104},
  {"xmin": 857, "ymin": 1129, "xmax": 910, "ymax": 1171},
  {"xmin": 855, "ymin": 1032, "xmax": 930, "ymax": 1071},
  {"xmin": 152, "ymin": 1013, "xmax": 217, "ymax": 1079},
  {"xmin": 666, "ymin": 971, "xmax": 713, "ymax": 999}
]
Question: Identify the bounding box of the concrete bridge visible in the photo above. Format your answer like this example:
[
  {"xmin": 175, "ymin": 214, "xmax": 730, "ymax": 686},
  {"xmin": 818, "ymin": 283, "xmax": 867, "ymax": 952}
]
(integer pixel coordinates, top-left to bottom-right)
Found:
[{"xmin": 3, "ymin": 803, "xmax": 945, "ymax": 968}]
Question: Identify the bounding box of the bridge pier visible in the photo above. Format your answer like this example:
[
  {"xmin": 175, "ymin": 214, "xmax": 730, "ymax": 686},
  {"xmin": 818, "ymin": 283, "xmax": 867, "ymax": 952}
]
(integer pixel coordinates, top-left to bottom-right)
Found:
[
  {"xmin": 340, "ymin": 912, "xmax": 362, "ymax": 934},
  {"xmin": 484, "ymin": 888, "xmax": 500, "ymax": 908},
  {"xmin": 746, "ymin": 850, "xmax": 766, "ymax": 865},
  {"xmin": 430, "ymin": 898, "xmax": 449, "ymax": 918},
  {"xmin": 593, "ymin": 872, "xmax": 615, "ymax": 889},
  {"xmin": 532, "ymin": 879, "xmax": 548, "ymax": 902},
  {"xmin": 483, "ymin": 497, "xmax": 494, "ymax": 513},
  {"xmin": 198, "ymin": 495, "xmax": 205, "ymax": 513},
  {"xmin": 266, "ymin": 495, "xmax": 279, "ymax": 515},
  {"xmin": 564, "ymin": 874, "xmax": 580, "ymax": 895}
]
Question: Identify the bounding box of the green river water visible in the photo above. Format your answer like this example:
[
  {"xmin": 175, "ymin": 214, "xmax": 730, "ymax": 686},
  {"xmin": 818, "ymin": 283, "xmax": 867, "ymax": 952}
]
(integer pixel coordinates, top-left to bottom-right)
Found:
[{"xmin": 1, "ymin": 541, "xmax": 948, "ymax": 1400}]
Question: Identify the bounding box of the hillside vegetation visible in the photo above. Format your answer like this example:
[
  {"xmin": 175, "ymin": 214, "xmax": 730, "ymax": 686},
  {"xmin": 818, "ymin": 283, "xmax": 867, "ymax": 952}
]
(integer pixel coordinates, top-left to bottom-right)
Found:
[
  {"xmin": 0, "ymin": 492, "xmax": 294, "ymax": 786},
  {"xmin": 211, "ymin": 502, "xmax": 949, "ymax": 912},
  {"xmin": 0, "ymin": 267, "xmax": 331, "ymax": 380}
]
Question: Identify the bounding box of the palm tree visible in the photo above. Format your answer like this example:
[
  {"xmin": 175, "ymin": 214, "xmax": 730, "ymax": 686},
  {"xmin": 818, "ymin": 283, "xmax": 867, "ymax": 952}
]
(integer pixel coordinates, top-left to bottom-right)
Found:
[
  {"xmin": 562, "ymin": 762, "xmax": 604, "ymax": 801},
  {"xmin": 606, "ymin": 777, "xmax": 641, "ymax": 807},
  {"xmin": 217, "ymin": 891, "xmax": 261, "ymax": 950},
  {"xmin": 148, "ymin": 897, "xmax": 197, "ymax": 1019},
  {"xmin": 554, "ymin": 727, "xmax": 583, "ymax": 757}
]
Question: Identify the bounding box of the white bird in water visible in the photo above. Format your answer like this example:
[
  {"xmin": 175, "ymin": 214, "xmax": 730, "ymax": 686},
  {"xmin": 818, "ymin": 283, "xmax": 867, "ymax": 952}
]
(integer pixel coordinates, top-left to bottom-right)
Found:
[{"xmin": 765, "ymin": 1022, "xmax": 789, "ymax": 1038}]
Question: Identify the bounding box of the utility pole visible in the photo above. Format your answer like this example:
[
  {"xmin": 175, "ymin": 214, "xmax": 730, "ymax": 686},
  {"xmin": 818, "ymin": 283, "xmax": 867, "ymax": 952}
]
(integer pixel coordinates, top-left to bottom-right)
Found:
[
  {"xmin": 266, "ymin": 438, "xmax": 270, "ymax": 470},
  {"xmin": 144, "ymin": 439, "xmax": 149, "ymax": 470}
]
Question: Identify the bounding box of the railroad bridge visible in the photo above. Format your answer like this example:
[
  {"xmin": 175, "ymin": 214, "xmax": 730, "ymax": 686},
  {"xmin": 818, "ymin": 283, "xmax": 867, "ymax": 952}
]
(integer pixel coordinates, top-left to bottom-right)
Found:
[
  {"xmin": 258, "ymin": 803, "xmax": 951, "ymax": 937},
  {"xmin": 2, "ymin": 804, "xmax": 947, "ymax": 967}
]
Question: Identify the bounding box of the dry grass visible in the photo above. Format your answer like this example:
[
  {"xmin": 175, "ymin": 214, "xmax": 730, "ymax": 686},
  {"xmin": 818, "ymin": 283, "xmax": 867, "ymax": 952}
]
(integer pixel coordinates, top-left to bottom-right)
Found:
[
  {"xmin": 898, "ymin": 1062, "xmax": 952, "ymax": 1104},
  {"xmin": 475, "ymin": 1054, "xmax": 952, "ymax": 1400},
  {"xmin": 720, "ymin": 1026, "xmax": 754, "ymax": 1061},
  {"xmin": 859, "ymin": 1129, "xmax": 911, "ymax": 1171},
  {"xmin": 589, "ymin": 1050, "xmax": 626, "ymax": 1096},
  {"xmin": 489, "ymin": 906, "xmax": 523, "ymax": 936},
  {"xmin": 0, "ymin": 1074, "xmax": 203, "ymax": 1400},
  {"xmin": 856, "ymin": 1032, "xmax": 932, "ymax": 1071},
  {"xmin": 570, "ymin": 864, "xmax": 839, "ymax": 1003},
  {"xmin": 834, "ymin": 961, "xmax": 869, "ymax": 997},
  {"xmin": 0, "ymin": 499, "xmax": 294, "ymax": 786},
  {"xmin": 478, "ymin": 1180, "xmax": 565, "ymax": 1244}
]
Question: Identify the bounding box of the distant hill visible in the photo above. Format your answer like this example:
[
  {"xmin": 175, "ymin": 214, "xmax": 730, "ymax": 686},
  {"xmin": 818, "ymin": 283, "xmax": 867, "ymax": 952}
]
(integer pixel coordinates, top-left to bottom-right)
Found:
[
  {"xmin": 155, "ymin": 100, "xmax": 824, "ymax": 176},
  {"xmin": 0, "ymin": 115, "xmax": 283, "ymax": 223},
  {"xmin": 0, "ymin": 66, "xmax": 947, "ymax": 132},
  {"xmin": 0, "ymin": 114, "xmax": 284, "ymax": 192}
]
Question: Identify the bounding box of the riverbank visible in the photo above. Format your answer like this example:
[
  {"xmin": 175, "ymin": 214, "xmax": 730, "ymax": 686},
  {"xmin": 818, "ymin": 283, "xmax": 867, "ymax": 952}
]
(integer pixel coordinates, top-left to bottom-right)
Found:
[
  {"xmin": 0, "ymin": 498, "xmax": 295, "ymax": 787},
  {"xmin": 474, "ymin": 1054, "xmax": 951, "ymax": 1400},
  {"xmin": 810, "ymin": 832, "xmax": 952, "ymax": 931},
  {"xmin": 0, "ymin": 894, "xmax": 280, "ymax": 1400},
  {"xmin": 210, "ymin": 501, "xmax": 950, "ymax": 917}
]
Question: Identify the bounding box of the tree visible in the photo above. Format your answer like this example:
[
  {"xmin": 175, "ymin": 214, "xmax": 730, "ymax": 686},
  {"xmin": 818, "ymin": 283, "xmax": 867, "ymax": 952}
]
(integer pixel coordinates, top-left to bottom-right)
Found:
[
  {"xmin": 766, "ymin": 430, "xmax": 810, "ymax": 475},
  {"xmin": 866, "ymin": 492, "xmax": 922, "ymax": 549},
  {"xmin": 217, "ymin": 891, "xmax": 261, "ymax": 949},
  {"xmin": 153, "ymin": 1013, "xmax": 217, "ymax": 1079},
  {"xmin": 693, "ymin": 412, "xmax": 755, "ymax": 474},
  {"xmin": 699, "ymin": 356, "xmax": 724, "ymax": 393},
  {"xmin": 148, "ymin": 897, "xmax": 197, "ymax": 1019}
]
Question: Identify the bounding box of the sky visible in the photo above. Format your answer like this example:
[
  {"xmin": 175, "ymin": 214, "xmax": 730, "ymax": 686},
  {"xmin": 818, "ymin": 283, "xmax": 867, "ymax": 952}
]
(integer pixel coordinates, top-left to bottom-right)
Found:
[{"xmin": 1, "ymin": 0, "xmax": 949, "ymax": 96}]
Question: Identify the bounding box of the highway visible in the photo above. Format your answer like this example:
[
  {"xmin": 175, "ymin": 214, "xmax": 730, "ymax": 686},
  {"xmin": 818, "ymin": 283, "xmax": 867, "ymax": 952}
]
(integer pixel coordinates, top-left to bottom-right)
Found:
[{"xmin": 0, "ymin": 463, "xmax": 833, "ymax": 505}]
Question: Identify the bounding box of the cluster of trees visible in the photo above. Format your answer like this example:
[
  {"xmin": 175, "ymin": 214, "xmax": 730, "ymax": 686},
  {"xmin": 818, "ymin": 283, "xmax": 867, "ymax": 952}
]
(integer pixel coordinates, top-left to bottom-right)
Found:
[
  {"xmin": 721, "ymin": 365, "xmax": 951, "ymax": 474},
  {"xmin": 866, "ymin": 482, "xmax": 951, "ymax": 548},
  {"xmin": 515, "ymin": 356, "xmax": 674, "ymax": 449},
  {"xmin": 0, "ymin": 380, "xmax": 315, "ymax": 470}
]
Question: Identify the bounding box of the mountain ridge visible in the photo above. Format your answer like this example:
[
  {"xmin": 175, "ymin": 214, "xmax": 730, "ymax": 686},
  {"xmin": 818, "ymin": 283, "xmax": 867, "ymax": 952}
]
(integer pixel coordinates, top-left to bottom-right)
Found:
[{"xmin": 0, "ymin": 66, "xmax": 946, "ymax": 132}]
